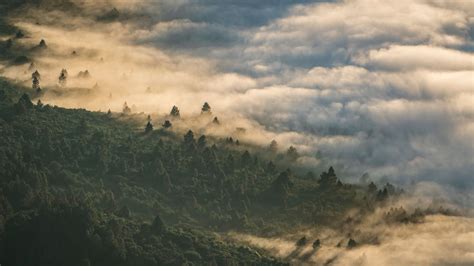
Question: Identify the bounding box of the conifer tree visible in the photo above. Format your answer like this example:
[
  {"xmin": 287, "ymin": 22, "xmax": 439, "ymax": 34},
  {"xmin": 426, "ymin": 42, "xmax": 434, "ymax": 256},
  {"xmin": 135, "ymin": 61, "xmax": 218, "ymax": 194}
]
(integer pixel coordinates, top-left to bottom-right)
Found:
[
  {"xmin": 122, "ymin": 102, "xmax": 131, "ymax": 114},
  {"xmin": 269, "ymin": 140, "xmax": 278, "ymax": 153},
  {"xmin": 58, "ymin": 69, "xmax": 68, "ymax": 87},
  {"xmin": 145, "ymin": 121, "xmax": 153, "ymax": 133},
  {"xmin": 286, "ymin": 146, "xmax": 298, "ymax": 161},
  {"xmin": 162, "ymin": 120, "xmax": 172, "ymax": 128},
  {"xmin": 32, "ymin": 71, "xmax": 41, "ymax": 91},
  {"xmin": 184, "ymin": 130, "xmax": 195, "ymax": 144},
  {"xmin": 170, "ymin": 105, "xmax": 180, "ymax": 117},
  {"xmin": 201, "ymin": 102, "xmax": 211, "ymax": 114}
]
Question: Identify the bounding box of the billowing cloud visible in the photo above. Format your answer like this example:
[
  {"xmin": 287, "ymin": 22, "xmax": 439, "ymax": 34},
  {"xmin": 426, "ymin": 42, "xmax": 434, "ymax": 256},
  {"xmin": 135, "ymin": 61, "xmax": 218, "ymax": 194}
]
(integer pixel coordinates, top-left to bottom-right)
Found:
[{"xmin": 1, "ymin": 0, "xmax": 473, "ymax": 191}]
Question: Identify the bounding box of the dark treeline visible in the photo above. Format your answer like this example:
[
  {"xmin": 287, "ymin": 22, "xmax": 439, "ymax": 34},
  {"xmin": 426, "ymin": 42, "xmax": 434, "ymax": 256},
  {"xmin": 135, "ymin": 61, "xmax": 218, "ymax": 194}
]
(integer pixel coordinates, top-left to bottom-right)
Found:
[{"xmin": 0, "ymin": 78, "xmax": 398, "ymax": 265}]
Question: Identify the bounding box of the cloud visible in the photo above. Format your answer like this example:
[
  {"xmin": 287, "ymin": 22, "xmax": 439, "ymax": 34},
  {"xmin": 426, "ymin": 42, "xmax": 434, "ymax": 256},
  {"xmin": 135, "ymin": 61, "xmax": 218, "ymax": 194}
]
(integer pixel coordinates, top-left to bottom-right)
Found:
[
  {"xmin": 354, "ymin": 45, "xmax": 474, "ymax": 71},
  {"xmin": 230, "ymin": 182, "xmax": 474, "ymax": 265},
  {"xmin": 1, "ymin": 0, "xmax": 473, "ymax": 190}
]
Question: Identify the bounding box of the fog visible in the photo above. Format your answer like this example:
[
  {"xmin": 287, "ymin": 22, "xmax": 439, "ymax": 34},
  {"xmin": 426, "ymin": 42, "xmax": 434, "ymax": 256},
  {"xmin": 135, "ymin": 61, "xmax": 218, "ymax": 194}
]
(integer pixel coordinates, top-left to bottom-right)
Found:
[
  {"xmin": 230, "ymin": 182, "xmax": 474, "ymax": 265},
  {"xmin": 1, "ymin": 0, "xmax": 473, "ymax": 189}
]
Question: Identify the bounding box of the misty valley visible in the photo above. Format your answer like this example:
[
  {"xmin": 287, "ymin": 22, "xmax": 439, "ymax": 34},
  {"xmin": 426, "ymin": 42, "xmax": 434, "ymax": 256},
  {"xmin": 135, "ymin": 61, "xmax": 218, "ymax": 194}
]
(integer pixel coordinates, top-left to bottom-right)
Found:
[{"xmin": 0, "ymin": 1, "xmax": 473, "ymax": 266}]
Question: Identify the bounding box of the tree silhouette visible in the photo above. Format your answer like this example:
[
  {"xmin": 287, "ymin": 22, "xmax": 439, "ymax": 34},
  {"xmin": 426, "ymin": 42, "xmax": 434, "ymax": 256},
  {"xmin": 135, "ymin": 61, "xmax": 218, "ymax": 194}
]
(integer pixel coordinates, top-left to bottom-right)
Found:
[
  {"xmin": 197, "ymin": 135, "xmax": 207, "ymax": 149},
  {"xmin": 145, "ymin": 121, "xmax": 153, "ymax": 133},
  {"xmin": 319, "ymin": 166, "xmax": 339, "ymax": 188},
  {"xmin": 313, "ymin": 239, "xmax": 321, "ymax": 249},
  {"xmin": 151, "ymin": 214, "xmax": 166, "ymax": 233},
  {"xmin": 58, "ymin": 69, "xmax": 68, "ymax": 87},
  {"xmin": 122, "ymin": 102, "xmax": 131, "ymax": 114},
  {"xmin": 32, "ymin": 71, "xmax": 41, "ymax": 92},
  {"xmin": 184, "ymin": 130, "xmax": 195, "ymax": 144},
  {"xmin": 162, "ymin": 120, "xmax": 172, "ymax": 128},
  {"xmin": 15, "ymin": 30, "xmax": 24, "ymax": 38},
  {"xmin": 286, "ymin": 146, "xmax": 298, "ymax": 161},
  {"xmin": 347, "ymin": 238, "xmax": 357, "ymax": 248},
  {"xmin": 38, "ymin": 39, "xmax": 47, "ymax": 48},
  {"xmin": 201, "ymin": 102, "xmax": 211, "ymax": 114},
  {"xmin": 269, "ymin": 140, "xmax": 278, "ymax": 153},
  {"xmin": 170, "ymin": 105, "xmax": 180, "ymax": 117}
]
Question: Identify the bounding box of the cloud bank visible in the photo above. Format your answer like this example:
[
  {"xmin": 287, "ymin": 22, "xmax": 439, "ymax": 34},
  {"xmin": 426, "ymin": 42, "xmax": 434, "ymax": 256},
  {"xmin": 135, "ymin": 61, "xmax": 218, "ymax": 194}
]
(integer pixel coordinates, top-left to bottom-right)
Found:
[{"xmin": 1, "ymin": 0, "xmax": 473, "ymax": 191}]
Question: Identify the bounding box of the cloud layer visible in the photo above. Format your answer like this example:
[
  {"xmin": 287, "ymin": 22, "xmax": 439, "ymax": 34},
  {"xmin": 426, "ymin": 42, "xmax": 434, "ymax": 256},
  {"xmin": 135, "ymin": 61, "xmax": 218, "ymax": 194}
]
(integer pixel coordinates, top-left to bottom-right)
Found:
[{"xmin": 1, "ymin": 0, "xmax": 473, "ymax": 190}]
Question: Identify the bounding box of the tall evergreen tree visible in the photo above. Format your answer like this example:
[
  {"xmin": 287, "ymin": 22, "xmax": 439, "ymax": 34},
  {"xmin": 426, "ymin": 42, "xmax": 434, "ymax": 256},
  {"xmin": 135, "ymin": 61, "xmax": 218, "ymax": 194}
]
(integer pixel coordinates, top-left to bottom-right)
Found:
[
  {"xmin": 145, "ymin": 121, "xmax": 153, "ymax": 133},
  {"xmin": 32, "ymin": 71, "xmax": 41, "ymax": 92},
  {"xmin": 184, "ymin": 130, "xmax": 195, "ymax": 144},
  {"xmin": 58, "ymin": 69, "xmax": 68, "ymax": 87},
  {"xmin": 286, "ymin": 146, "xmax": 299, "ymax": 161},
  {"xmin": 269, "ymin": 140, "xmax": 278, "ymax": 153},
  {"xmin": 162, "ymin": 120, "xmax": 172, "ymax": 128},
  {"xmin": 201, "ymin": 102, "xmax": 211, "ymax": 115},
  {"xmin": 122, "ymin": 102, "xmax": 131, "ymax": 114},
  {"xmin": 170, "ymin": 105, "xmax": 180, "ymax": 117}
]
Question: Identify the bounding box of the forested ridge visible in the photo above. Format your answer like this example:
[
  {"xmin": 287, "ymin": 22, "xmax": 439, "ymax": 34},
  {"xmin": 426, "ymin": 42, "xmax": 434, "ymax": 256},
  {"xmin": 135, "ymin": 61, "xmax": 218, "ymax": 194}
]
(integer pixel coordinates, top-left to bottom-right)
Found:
[{"xmin": 0, "ymin": 77, "xmax": 404, "ymax": 266}]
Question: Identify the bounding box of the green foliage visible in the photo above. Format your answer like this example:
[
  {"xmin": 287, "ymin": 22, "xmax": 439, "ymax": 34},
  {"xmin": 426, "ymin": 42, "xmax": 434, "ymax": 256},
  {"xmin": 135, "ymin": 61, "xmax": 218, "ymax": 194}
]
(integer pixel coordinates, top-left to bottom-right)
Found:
[{"xmin": 0, "ymin": 77, "xmax": 397, "ymax": 265}]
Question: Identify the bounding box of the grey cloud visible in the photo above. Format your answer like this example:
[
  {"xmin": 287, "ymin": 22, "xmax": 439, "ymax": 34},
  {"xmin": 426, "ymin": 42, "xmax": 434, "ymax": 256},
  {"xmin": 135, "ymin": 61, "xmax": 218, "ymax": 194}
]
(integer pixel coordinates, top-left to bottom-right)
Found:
[{"xmin": 2, "ymin": 0, "xmax": 473, "ymax": 190}]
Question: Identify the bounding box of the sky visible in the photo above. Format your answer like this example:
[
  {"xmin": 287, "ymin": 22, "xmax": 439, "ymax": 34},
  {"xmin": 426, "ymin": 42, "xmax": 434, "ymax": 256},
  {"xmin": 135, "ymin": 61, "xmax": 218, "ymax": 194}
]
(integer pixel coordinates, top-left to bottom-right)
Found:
[{"xmin": 1, "ymin": 0, "xmax": 473, "ymax": 191}]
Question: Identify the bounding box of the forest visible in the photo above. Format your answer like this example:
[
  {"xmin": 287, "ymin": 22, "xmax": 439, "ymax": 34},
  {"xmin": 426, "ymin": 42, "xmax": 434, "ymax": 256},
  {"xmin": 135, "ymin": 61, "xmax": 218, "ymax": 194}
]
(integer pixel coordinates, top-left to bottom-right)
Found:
[{"xmin": 0, "ymin": 76, "xmax": 403, "ymax": 265}]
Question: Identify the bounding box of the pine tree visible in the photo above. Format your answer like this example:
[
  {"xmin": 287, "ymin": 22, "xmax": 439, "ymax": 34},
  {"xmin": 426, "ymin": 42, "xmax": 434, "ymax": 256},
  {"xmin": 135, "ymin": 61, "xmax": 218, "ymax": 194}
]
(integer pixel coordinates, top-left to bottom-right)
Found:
[
  {"xmin": 201, "ymin": 102, "xmax": 211, "ymax": 114},
  {"xmin": 32, "ymin": 71, "xmax": 41, "ymax": 91},
  {"xmin": 286, "ymin": 146, "xmax": 298, "ymax": 161},
  {"xmin": 122, "ymin": 102, "xmax": 131, "ymax": 114},
  {"xmin": 319, "ymin": 166, "xmax": 338, "ymax": 188},
  {"xmin": 170, "ymin": 105, "xmax": 180, "ymax": 117},
  {"xmin": 184, "ymin": 130, "xmax": 195, "ymax": 144},
  {"xmin": 162, "ymin": 120, "xmax": 172, "ymax": 128},
  {"xmin": 151, "ymin": 214, "xmax": 166, "ymax": 233},
  {"xmin": 368, "ymin": 182, "xmax": 377, "ymax": 194},
  {"xmin": 58, "ymin": 69, "xmax": 68, "ymax": 87},
  {"xmin": 212, "ymin": 116, "xmax": 220, "ymax": 125},
  {"xmin": 197, "ymin": 135, "xmax": 207, "ymax": 149},
  {"xmin": 145, "ymin": 121, "xmax": 153, "ymax": 133},
  {"xmin": 269, "ymin": 140, "xmax": 278, "ymax": 153},
  {"xmin": 38, "ymin": 39, "xmax": 47, "ymax": 48}
]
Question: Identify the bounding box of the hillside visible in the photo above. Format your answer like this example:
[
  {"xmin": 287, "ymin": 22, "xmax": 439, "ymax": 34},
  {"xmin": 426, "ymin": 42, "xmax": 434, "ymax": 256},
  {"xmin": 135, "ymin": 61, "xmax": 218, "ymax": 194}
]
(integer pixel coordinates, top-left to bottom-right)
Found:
[{"xmin": 0, "ymin": 77, "xmax": 401, "ymax": 265}]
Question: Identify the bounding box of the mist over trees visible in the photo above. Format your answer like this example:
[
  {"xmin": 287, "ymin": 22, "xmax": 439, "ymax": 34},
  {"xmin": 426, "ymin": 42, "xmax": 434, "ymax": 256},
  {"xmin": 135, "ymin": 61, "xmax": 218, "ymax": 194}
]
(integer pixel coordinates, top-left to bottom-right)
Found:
[
  {"xmin": 0, "ymin": 76, "xmax": 415, "ymax": 265},
  {"xmin": 0, "ymin": 1, "xmax": 468, "ymax": 264}
]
